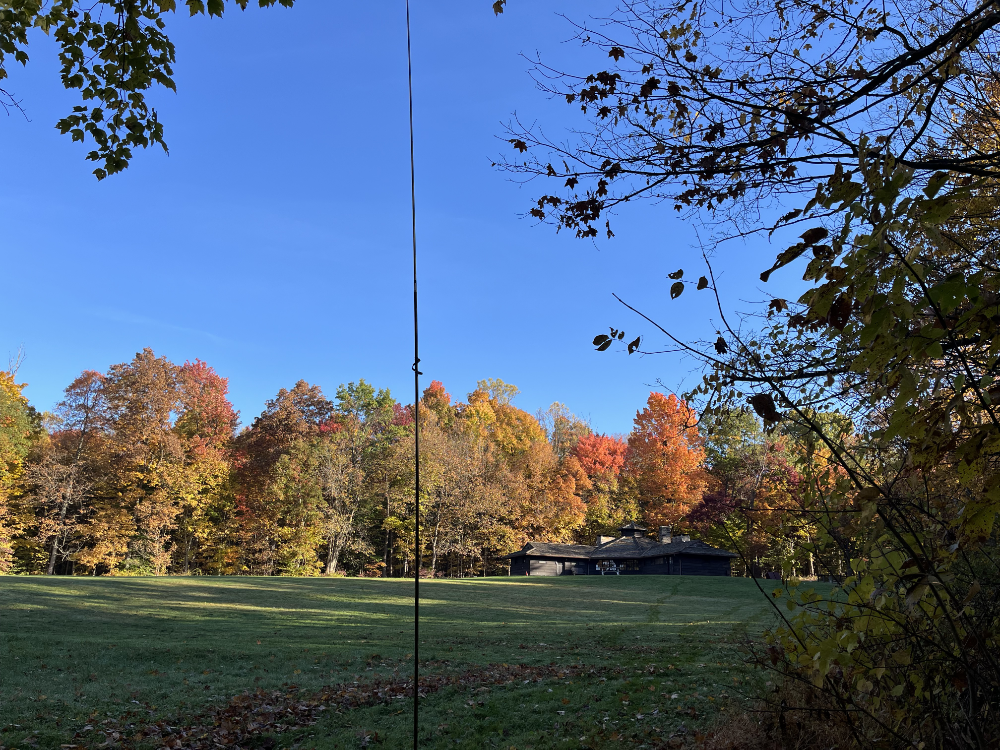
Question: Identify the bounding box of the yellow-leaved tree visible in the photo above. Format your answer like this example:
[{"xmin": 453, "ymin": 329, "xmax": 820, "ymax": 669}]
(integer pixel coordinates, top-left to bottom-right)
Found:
[{"xmin": 0, "ymin": 369, "xmax": 41, "ymax": 572}]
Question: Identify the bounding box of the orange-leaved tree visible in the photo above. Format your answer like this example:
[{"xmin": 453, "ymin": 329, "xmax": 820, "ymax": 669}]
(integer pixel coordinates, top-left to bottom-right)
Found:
[
  {"xmin": 572, "ymin": 433, "xmax": 633, "ymax": 540},
  {"xmin": 624, "ymin": 393, "xmax": 708, "ymax": 529},
  {"xmin": 172, "ymin": 360, "xmax": 239, "ymax": 574}
]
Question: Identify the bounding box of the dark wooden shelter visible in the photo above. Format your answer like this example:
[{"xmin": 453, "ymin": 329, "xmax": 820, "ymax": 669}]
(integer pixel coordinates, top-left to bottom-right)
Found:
[{"xmin": 503, "ymin": 524, "xmax": 737, "ymax": 577}]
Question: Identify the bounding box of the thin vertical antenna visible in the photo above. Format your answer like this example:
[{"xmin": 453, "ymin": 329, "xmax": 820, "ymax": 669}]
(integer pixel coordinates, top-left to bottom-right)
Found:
[{"xmin": 405, "ymin": 0, "xmax": 421, "ymax": 747}]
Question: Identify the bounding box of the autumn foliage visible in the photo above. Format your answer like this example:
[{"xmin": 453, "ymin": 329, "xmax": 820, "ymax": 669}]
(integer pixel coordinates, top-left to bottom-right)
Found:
[
  {"xmin": 623, "ymin": 393, "xmax": 708, "ymax": 529},
  {"xmin": 0, "ymin": 353, "xmax": 839, "ymax": 578},
  {"xmin": 572, "ymin": 434, "xmax": 627, "ymax": 480}
]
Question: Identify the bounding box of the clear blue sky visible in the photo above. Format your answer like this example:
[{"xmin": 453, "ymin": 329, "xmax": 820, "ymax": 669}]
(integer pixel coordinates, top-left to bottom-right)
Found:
[{"xmin": 2, "ymin": 0, "xmax": 800, "ymax": 435}]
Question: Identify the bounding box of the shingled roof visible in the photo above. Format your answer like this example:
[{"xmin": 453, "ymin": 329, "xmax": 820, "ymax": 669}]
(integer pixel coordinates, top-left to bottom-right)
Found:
[
  {"xmin": 590, "ymin": 536, "xmax": 737, "ymax": 559},
  {"xmin": 618, "ymin": 521, "xmax": 647, "ymax": 533},
  {"xmin": 502, "ymin": 536, "xmax": 736, "ymax": 560},
  {"xmin": 503, "ymin": 542, "xmax": 595, "ymax": 560}
]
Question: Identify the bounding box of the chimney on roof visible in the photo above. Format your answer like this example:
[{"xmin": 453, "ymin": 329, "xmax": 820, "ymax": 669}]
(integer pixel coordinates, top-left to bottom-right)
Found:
[
  {"xmin": 679, "ymin": 534, "xmax": 691, "ymax": 542},
  {"xmin": 596, "ymin": 535, "xmax": 615, "ymax": 546},
  {"xmin": 658, "ymin": 526, "xmax": 672, "ymax": 544}
]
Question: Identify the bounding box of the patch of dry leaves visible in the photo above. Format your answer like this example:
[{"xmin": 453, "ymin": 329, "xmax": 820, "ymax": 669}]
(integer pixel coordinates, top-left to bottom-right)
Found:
[{"xmin": 63, "ymin": 663, "xmax": 591, "ymax": 750}]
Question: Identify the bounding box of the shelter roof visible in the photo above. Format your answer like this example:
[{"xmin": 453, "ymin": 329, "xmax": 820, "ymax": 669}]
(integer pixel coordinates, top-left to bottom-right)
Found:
[
  {"xmin": 501, "ymin": 542, "xmax": 595, "ymax": 560},
  {"xmin": 502, "ymin": 537, "xmax": 737, "ymax": 561},
  {"xmin": 589, "ymin": 537, "xmax": 738, "ymax": 560},
  {"xmin": 618, "ymin": 521, "xmax": 647, "ymax": 532}
]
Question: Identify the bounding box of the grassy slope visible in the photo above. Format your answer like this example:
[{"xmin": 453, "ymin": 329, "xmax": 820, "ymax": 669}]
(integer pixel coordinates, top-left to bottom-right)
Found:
[{"xmin": 0, "ymin": 576, "xmax": 816, "ymax": 749}]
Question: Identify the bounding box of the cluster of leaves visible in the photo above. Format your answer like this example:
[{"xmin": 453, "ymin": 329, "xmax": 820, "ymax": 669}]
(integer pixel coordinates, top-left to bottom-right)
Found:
[
  {"xmin": 0, "ymin": 0, "xmax": 295, "ymax": 179},
  {"xmin": 686, "ymin": 409, "xmax": 838, "ymax": 580},
  {"xmin": 593, "ymin": 326, "xmax": 641, "ymax": 354}
]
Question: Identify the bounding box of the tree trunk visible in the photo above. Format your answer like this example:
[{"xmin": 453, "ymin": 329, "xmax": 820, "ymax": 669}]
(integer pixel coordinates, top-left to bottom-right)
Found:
[
  {"xmin": 183, "ymin": 527, "xmax": 194, "ymax": 574},
  {"xmin": 430, "ymin": 511, "xmax": 441, "ymax": 576},
  {"xmin": 327, "ymin": 534, "xmax": 346, "ymax": 576},
  {"xmin": 325, "ymin": 505, "xmax": 358, "ymax": 575},
  {"xmin": 388, "ymin": 534, "xmax": 394, "ymax": 577},
  {"xmin": 46, "ymin": 481, "xmax": 73, "ymax": 575},
  {"xmin": 325, "ymin": 532, "xmax": 337, "ymax": 574},
  {"xmin": 46, "ymin": 534, "xmax": 61, "ymax": 575},
  {"xmin": 382, "ymin": 490, "xmax": 391, "ymax": 577}
]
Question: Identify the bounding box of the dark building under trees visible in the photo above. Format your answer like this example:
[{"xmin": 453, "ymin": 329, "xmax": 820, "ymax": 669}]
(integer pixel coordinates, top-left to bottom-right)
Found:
[{"xmin": 503, "ymin": 523, "xmax": 737, "ymax": 576}]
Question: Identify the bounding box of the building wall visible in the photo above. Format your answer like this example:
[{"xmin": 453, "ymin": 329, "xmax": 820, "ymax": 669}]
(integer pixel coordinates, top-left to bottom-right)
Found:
[
  {"xmin": 510, "ymin": 557, "xmax": 530, "ymax": 575},
  {"xmin": 529, "ymin": 559, "xmax": 562, "ymax": 576},
  {"xmin": 591, "ymin": 560, "xmax": 643, "ymax": 575},
  {"xmin": 672, "ymin": 555, "xmax": 731, "ymax": 576},
  {"xmin": 591, "ymin": 556, "xmax": 731, "ymax": 576},
  {"xmin": 642, "ymin": 560, "xmax": 671, "ymax": 575},
  {"xmin": 508, "ymin": 557, "xmax": 590, "ymax": 575}
]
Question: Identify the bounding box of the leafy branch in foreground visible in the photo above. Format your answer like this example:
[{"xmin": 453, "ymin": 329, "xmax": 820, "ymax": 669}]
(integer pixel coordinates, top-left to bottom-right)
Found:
[
  {"xmin": 594, "ymin": 127, "xmax": 1000, "ymax": 750},
  {"xmin": 515, "ymin": 0, "xmax": 1000, "ymax": 746},
  {"xmin": 0, "ymin": 0, "xmax": 295, "ymax": 179},
  {"xmin": 499, "ymin": 0, "xmax": 1000, "ymax": 241}
]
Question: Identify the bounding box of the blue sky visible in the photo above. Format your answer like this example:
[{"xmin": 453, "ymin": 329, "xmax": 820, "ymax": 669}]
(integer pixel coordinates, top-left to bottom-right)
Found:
[{"xmin": 2, "ymin": 0, "xmax": 801, "ymax": 435}]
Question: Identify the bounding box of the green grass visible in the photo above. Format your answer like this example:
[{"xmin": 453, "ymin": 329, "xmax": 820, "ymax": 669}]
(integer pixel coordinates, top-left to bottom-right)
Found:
[{"xmin": 0, "ymin": 576, "xmax": 817, "ymax": 749}]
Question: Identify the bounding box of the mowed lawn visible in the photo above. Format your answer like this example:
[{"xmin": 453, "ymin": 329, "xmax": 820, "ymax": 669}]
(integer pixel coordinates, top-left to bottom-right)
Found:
[{"xmin": 0, "ymin": 576, "xmax": 810, "ymax": 749}]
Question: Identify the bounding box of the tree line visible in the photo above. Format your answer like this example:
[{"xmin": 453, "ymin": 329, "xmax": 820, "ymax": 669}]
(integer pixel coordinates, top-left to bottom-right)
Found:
[{"xmin": 0, "ymin": 348, "xmax": 845, "ymax": 578}]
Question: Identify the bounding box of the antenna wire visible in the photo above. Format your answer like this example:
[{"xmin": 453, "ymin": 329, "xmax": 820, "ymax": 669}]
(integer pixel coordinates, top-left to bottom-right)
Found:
[{"xmin": 405, "ymin": 1, "xmax": 421, "ymax": 747}]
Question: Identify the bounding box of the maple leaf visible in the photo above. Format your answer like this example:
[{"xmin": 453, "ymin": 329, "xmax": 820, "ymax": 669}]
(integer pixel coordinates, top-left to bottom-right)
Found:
[{"xmin": 639, "ymin": 77, "xmax": 661, "ymax": 98}]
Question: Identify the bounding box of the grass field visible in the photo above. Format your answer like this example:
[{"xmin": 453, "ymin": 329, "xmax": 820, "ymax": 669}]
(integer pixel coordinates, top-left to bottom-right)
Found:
[{"xmin": 0, "ymin": 576, "xmax": 811, "ymax": 749}]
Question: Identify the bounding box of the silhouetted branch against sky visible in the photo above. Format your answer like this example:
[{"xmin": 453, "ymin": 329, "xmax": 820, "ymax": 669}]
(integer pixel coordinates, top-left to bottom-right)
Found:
[{"xmin": 498, "ymin": 0, "xmax": 1000, "ymax": 241}]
